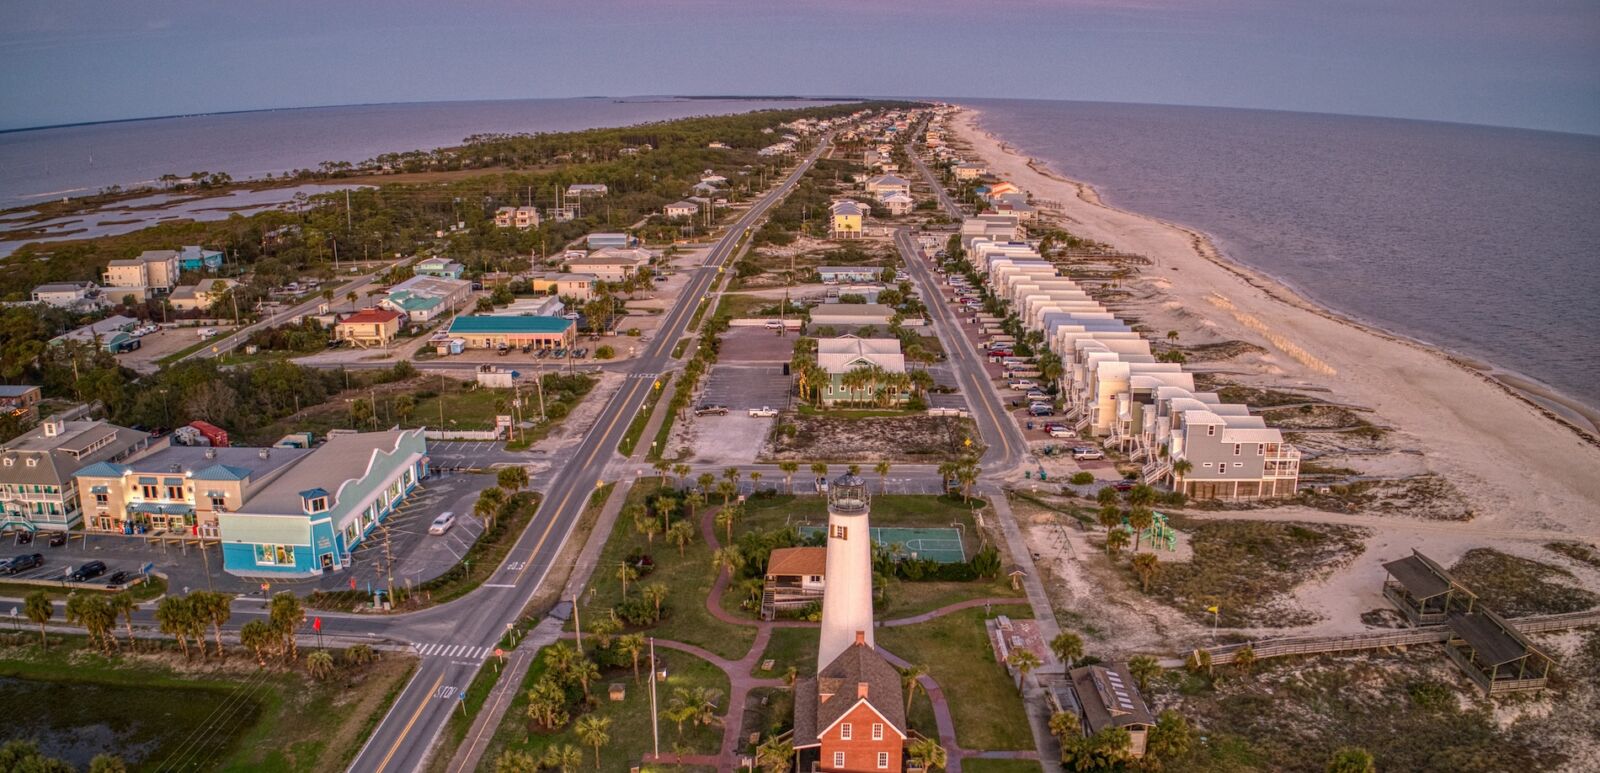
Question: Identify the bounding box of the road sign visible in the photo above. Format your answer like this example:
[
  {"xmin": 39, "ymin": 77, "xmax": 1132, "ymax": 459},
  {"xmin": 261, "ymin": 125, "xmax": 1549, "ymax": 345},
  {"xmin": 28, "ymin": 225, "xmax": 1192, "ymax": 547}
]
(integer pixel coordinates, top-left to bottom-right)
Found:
[
  {"xmin": 510, "ymin": 371, "xmax": 521, "ymax": 379},
  {"xmin": 313, "ymin": 617, "xmax": 323, "ymax": 632},
  {"xmin": 494, "ymin": 648, "xmax": 504, "ymax": 659},
  {"xmin": 141, "ymin": 562, "xmax": 154, "ymax": 575}
]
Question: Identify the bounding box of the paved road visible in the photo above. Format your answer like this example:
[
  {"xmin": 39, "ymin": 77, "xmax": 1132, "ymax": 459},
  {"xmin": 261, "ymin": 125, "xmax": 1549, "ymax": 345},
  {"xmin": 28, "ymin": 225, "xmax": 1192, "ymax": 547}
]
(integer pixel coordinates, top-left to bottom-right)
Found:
[
  {"xmin": 182, "ymin": 264, "xmax": 397, "ymax": 362},
  {"xmin": 344, "ymin": 137, "xmax": 834, "ymax": 773}
]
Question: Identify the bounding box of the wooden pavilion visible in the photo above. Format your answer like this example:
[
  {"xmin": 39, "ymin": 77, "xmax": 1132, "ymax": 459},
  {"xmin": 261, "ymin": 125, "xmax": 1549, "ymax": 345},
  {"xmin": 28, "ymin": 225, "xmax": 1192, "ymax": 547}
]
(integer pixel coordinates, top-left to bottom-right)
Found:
[
  {"xmin": 1381, "ymin": 549, "xmax": 1477, "ymax": 626},
  {"xmin": 1444, "ymin": 610, "xmax": 1554, "ymax": 696}
]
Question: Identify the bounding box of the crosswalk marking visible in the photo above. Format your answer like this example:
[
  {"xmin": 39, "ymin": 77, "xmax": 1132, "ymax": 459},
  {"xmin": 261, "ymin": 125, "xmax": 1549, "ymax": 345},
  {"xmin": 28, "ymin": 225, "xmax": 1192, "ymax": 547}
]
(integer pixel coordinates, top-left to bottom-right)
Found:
[{"xmin": 410, "ymin": 642, "xmax": 494, "ymax": 660}]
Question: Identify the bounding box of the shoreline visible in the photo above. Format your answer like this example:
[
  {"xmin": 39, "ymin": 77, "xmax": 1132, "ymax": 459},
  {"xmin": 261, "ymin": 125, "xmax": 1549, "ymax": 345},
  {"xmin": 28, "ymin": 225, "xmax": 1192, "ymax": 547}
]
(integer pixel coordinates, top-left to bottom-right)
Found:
[
  {"xmin": 971, "ymin": 112, "xmax": 1600, "ymax": 440},
  {"xmin": 950, "ymin": 106, "xmax": 1600, "ymax": 534}
]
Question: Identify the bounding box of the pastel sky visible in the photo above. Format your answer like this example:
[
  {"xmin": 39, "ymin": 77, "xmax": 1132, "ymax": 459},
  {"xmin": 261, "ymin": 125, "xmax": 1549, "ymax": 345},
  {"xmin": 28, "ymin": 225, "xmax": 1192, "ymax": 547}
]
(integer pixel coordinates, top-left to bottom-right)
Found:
[{"xmin": 2, "ymin": 0, "xmax": 1597, "ymax": 134}]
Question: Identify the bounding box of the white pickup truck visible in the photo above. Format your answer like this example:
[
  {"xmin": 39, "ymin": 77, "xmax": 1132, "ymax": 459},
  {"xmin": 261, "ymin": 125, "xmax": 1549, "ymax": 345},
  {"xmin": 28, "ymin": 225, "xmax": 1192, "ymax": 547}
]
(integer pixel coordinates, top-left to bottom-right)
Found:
[{"xmin": 748, "ymin": 406, "xmax": 778, "ymax": 418}]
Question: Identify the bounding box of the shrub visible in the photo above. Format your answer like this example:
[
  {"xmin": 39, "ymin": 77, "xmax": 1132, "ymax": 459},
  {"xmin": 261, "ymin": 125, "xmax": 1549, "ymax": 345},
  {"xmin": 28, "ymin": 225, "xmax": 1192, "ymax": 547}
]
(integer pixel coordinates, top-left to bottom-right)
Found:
[
  {"xmin": 594, "ymin": 345, "xmax": 615, "ymax": 360},
  {"xmin": 1070, "ymin": 472, "xmax": 1095, "ymax": 486}
]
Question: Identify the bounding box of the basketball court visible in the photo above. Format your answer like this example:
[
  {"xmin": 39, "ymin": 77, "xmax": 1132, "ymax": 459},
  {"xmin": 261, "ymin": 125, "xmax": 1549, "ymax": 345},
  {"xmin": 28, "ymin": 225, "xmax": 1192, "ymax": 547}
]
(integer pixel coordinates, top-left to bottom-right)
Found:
[{"xmin": 797, "ymin": 525, "xmax": 966, "ymax": 563}]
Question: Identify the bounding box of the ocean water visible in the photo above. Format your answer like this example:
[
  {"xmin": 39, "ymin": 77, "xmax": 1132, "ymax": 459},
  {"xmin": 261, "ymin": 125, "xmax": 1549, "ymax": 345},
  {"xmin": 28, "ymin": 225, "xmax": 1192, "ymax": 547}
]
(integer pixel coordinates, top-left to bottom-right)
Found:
[
  {"xmin": 968, "ymin": 99, "xmax": 1600, "ymax": 409},
  {"xmin": 0, "ymin": 97, "xmax": 843, "ymax": 207}
]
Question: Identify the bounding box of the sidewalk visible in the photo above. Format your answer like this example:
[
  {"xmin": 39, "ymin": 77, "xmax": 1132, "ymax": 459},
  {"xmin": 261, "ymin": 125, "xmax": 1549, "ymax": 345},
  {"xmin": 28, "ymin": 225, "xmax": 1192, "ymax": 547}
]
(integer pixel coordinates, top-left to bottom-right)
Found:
[{"xmin": 446, "ymin": 478, "xmax": 635, "ymax": 773}]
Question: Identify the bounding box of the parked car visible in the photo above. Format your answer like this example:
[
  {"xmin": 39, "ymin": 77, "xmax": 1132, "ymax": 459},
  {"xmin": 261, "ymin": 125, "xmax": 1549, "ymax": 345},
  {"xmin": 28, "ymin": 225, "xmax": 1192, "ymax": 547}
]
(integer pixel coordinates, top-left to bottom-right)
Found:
[
  {"xmin": 553, "ymin": 348, "xmax": 567, "ymax": 358},
  {"xmin": 1028, "ymin": 404, "xmax": 1054, "ymax": 417},
  {"xmin": 47, "ymin": 532, "xmax": 67, "ymax": 547},
  {"xmin": 988, "ymin": 349, "xmax": 1012, "ymax": 358},
  {"xmin": 694, "ymin": 405, "xmax": 730, "ymax": 416},
  {"xmin": 428, "ymin": 512, "xmax": 457, "ymax": 535},
  {"xmin": 573, "ymin": 348, "xmax": 587, "ymax": 358},
  {"xmin": 69, "ymin": 560, "xmax": 107, "ymax": 582},
  {"xmin": 815, "ymin": 477, "xmax": 829, "ymax": 494},
  {"xmin": 1049, "ymin": 427, "xmax": 1076, "ymax": 439},
  {"xmin": 1007, "ymin": 379, "xmax": 1035, "ymax": 389},
  {"xmin": 562, "ymin": 312, "xmax": 581, "ymax": 320},
  {"xmin": 1072, "ymin": 447, "xmax": 1105, "ymax": 461},
  {"xmin": 106, "ymin": 570, "xmax": 132, "ymax": 586},
  {"xmin": 748, "ymin": 406, "xmax": 778, "ymax": 418},
  {"xmin": 764, "ymin": 320, "xmax": 784, "ymax": 329},
  {"xmin": 535, "ymin": 348, "xmax": 549, "ymax": 359},
  {"xmin": 496, "ymin": 345, "xmax": 510, "ymax": 356},
  {"xmin": 1113, "ymin": 480, "xmax": 1136, "ymax": 492},
  {"xmin": 2, "ymin": 553, "xmax": 43, "ymax": 574}
]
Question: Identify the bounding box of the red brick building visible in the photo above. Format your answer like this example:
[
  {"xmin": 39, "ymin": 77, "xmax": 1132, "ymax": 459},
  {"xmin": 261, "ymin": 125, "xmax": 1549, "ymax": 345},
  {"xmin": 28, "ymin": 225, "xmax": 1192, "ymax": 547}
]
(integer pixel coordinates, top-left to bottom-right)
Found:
[{"xmin": 793, "ymin": 635, "xmax": 907, "ymax": 771}]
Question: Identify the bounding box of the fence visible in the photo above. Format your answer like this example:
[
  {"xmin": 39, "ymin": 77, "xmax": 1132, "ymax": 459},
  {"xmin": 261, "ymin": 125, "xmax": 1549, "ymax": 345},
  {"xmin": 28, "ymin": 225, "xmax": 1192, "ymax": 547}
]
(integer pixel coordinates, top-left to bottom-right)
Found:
[
  {"xmin": 424, "ymin": 429, "xmax": 503, "ymax": 441},
  {"xmin": 1198, "ymin": 608, "xmax": 1600, "ymax": 665}
]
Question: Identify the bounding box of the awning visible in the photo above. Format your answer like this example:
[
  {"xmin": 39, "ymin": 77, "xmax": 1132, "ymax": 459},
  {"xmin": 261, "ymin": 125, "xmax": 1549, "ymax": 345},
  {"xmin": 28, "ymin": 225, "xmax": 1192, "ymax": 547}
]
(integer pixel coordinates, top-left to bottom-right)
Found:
[
  {"xmin": 163, "ymin": 478, "xmax": 184, "ymax": 486},
  {"xmin": 127, "ymin": 502, "xmax": 194, "ymax": 516},
  {"xmin": 89, "ymin": 485, "xmax": 109, "ymax": 494},
  {"xmin": 137, "ymin": 477, "xmax": 157, "ymax": 485}
]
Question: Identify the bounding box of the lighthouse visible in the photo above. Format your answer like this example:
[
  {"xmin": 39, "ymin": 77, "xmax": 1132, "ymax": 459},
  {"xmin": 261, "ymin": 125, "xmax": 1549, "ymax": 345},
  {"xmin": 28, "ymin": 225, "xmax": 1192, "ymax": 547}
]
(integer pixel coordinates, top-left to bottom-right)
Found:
[{"xmin": 817, "ymin": 471, "xmax": 875, "ymax": 670}]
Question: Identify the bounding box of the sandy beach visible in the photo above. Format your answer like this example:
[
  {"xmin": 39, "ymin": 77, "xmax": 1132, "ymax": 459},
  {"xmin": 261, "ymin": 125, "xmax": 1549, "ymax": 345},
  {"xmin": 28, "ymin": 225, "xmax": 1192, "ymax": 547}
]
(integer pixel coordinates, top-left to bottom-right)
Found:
[{"xmin": 951, "ymin": 107, "xmax": 1600, "ymax": 539}]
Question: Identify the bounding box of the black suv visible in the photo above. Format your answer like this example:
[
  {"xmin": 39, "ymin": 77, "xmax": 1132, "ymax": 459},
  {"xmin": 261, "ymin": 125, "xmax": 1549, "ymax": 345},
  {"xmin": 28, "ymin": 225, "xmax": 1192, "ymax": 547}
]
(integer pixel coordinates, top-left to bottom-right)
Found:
[
  {"xmin": 69, "ymin": 560, "xmax": 108, "ymax": 582},
  {"xmin": 3, "ymin": 553, "xmax": 43, "ymax": 574}
]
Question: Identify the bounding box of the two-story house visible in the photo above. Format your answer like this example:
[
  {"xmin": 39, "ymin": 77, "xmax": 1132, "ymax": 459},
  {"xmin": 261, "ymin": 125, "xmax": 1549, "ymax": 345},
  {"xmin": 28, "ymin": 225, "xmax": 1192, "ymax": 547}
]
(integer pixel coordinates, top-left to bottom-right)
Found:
[{"xmin": 0, "ymin": 419, "xmax": 150, "ymax": 531}]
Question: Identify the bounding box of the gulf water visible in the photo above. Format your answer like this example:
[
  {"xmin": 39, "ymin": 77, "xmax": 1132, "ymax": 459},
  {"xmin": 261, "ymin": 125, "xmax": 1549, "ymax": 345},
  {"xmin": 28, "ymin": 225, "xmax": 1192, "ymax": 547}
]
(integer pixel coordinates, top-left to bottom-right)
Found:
[{"xmin": 969, "ymin": 99, "xmax": 1600, "ymax": 409}]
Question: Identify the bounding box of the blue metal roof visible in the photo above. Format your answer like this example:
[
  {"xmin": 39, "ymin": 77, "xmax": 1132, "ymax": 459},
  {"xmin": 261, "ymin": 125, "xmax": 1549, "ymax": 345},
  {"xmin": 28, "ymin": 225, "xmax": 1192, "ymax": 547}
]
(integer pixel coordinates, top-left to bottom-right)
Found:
[{"xmin": 448, "ymin": 315, "xmax": 573, "ymax": 335}]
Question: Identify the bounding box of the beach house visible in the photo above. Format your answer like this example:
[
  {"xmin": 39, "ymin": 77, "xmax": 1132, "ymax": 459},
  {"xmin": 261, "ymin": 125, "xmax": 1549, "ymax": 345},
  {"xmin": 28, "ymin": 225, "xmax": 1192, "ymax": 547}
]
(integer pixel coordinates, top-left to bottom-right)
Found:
[
  {"xmin": 380, "ymin": 275, "xmax": 472, "ymax": 322},
  {"xmin": 0, "ymin": 385, "xmax": 42, "ymax": 425},
  {"xmin": 168, "ymin": 279, "xmax": 239, "ymax": 312},
  {"xmin": 816, "ymin": 336, "xmax": 907, "ymax": 405},
  {"xmin": 413, "ymin": 257, "xmax": 466, "ymax": 279},
  {"xmin": 494, "ymin": 206, "xmax": 542, "ymax": 229},
  {"xmin": 30, "ymin": 281, "xmax": 102, "ymax": 310},
  {"xmin": 528, "ymin": 272, "xmax": 597, "ymax": 300},
  {"xmin": 176, "ymin": 245, "xmax": 224, "ymax": 272},
  {"xmin": 663, "ymin": 200, "xmax": 699, "ymax": 219},
  {"xmin": 103, "ymin": 250, "xmax": 180, "ymax": 300},
  {"xmin": 565, "ymin": 247, "xmax": 651, "ymax": 282},
  {"xmin": 830, "ymin": 200, "xmax": 865, "ymax": 239},
  {"xmin": 565, "ymin": 183, "xmax": 609, "ymax": 198},
  {"xmin": 335, "ymin": 308, "xmax": 404, "ymax": 348}
]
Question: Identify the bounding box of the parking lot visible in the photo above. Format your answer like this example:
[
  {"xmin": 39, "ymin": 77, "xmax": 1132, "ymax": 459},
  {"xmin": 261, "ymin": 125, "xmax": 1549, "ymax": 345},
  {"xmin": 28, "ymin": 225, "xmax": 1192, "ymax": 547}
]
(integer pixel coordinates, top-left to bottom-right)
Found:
[
  {"xmin": 718, "ymin": 326, "xmax": 797, "ymax": 362},
  {"xmin": 701, "ymin": 364, "xmax": 792, "ymax": 410},
  {"xmin": 1, "ymin": 532, "xmax": 157, "ymax": 591},
  {"xmin": 0, "ymin": 471, "xmax": 497, "ymax": 597}
]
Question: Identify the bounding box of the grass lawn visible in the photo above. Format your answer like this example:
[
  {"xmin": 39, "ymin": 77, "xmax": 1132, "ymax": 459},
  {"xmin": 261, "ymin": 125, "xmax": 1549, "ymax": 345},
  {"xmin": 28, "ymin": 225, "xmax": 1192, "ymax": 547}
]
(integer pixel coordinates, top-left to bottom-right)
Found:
[
  {"xmin": 1449, "ymin": 548, "xmax": 1599, "ymax": 616},
  {"xmin": 961, "ymin": 760, "xmax": 1043, "ymax": 773},
  {"xmin": 876, "ymin": 605, "xmax": 1035, "ymax": 751},
  {"xmin": 572, "ymin": 479, "xmax": 755, "ymax": 660},
  {"xmin": 0, "ymin": 574, "xmax": 167, "ymax": 603},
  {"xmin": 619, "ymin": 374, "xmax": 672, "ymax": 457},
  {"xmin": 753, "ymin": 626, "xmax": 818, "ymax": 678},
  {"xmin": 0, "ymin": 636, "xmax": 415, "ymax": 772},
  {"xmin": 482, "ymin": 643, "xmax": 730, "ymax": 772}
]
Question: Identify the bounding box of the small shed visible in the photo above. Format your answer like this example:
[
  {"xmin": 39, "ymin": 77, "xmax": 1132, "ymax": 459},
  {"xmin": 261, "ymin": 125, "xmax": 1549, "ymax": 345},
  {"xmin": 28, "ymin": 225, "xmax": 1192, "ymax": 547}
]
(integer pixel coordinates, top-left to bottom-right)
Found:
[
  {"xmin": 608, "ymin": 683, "xmax": 626, "ymax": 701},
  {"xmin": 1381, "ymin": 549, "xmax": 1476, "ymax": 626},
  {"xmin": 1444, "ymin": 610, "xmax": 1553, "ymax": 696}
]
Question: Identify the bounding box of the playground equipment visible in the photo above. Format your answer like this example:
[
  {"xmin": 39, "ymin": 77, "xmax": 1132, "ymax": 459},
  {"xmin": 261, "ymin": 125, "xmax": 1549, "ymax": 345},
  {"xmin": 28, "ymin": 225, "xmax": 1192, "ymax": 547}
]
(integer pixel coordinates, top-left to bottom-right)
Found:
[{"xmin": 1118, "ymin": 510, "xmax": 1179, "ymax": 551}]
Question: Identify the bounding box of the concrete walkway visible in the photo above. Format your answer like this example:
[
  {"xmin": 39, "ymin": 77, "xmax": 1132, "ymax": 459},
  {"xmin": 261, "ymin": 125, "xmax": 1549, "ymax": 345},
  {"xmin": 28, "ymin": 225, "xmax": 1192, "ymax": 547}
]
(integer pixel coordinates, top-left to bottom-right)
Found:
[{"xmin": 446, "ymin": 478, "xmax": 635, "ymax": 773}]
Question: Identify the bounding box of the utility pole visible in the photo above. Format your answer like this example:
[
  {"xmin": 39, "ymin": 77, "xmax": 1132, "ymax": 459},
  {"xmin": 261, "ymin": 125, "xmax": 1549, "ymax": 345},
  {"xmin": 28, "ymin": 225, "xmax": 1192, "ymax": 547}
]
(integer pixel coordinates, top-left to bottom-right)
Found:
[
  {"xmin": 573, "ymin": 594, "xmax": 582, "ymax": 651},
  {"xmin": 649, "ymin": 637, "xmax": 659, "ymax": 759}
]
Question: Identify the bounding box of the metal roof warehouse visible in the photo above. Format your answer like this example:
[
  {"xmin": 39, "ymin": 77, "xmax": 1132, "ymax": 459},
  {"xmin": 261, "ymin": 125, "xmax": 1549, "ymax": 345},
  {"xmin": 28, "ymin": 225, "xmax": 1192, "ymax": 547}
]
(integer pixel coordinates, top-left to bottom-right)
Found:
[{"xmin": 446, "ymin": 315, "xmax": 576, "ymax": 349}]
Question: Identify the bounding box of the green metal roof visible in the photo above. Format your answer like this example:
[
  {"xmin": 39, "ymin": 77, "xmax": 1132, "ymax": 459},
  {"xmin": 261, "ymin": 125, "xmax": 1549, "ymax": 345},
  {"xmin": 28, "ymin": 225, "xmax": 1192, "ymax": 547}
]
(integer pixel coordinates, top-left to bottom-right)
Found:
[{"xmin": 448, "ymin": 315, "xmax": 573, "ymax": 335}]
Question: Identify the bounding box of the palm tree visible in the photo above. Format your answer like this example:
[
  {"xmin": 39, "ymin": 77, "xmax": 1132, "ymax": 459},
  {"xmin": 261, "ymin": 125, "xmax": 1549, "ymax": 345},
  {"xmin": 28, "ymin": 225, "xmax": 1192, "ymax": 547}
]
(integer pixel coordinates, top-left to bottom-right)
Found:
[
  {"xmin": 653, "ymin": 494, "xmax": 676, "ymax": 535},
  {"xmin": 652, "ymin": 459, "xmax": 671, "ymax": 488},
  {"xmin": 571, "ymin": 656, "xmax": 600, "ymax": 700},
  {"xmin": 108, "ymin": 593, "xmax": 139, "ymax": 650},
  {"xmin": 1127, "ymin": 507, "xmax": 1154, "ymax": 551},
  {"xmin": 269, "ymin": 592, "xmax": 305, "ymax": 661},
  {"xmin": 1326, "ymin": 747, "xmax": 1376, "ymax": 773},
  {"xmin": 642, "ymin": 583, "xmax": 669, "ymax": 621},
  {"xmin": 195, "ymin": 591, "xmax": 233, "ymax": 658},
  {"xmin": 716, "ymin": 480, "xmax": 737, "ymax": 506},
  {"xmin": 955, "ymin": 459, "xmax": 980, "ymax": 503},
  {"xmin": 809, "ymin": 462, "xmax": 828, "ymax": 484},
  {"xmin": 712, "ymin": 546, "xmax": 744, "ymax": 576},
  {"xmin": 525, "ymin": 676, "xmax": 570, "ymax": 730},
  {"xmin": 755, "ymin": 735, "xmax": 794, "ymax": 773},
  {"xmin": 616, "ymin": 563, "xmax": 639, "ymax": 598},
  {"xmin": 874, "ymin": 461, "xmax": 892, "ymax": 493},
  {"xmin": 1186, "ymin": 649, "xmax": 1213, "ymax": 676},
  {"xmin": 475, "ymin": 486, "xmax": 508, "ymax": 531},
  {"xmin": 495, "ymin": 750, "xmax": 539, "ymax": 773},
  {"xmin": 1097, "ymin": 503, "xmax": 1123, "ymax": 532},
  {"xmin": 155, "ymin": 595, "xmax": 195, "ymax": 658},
  {"xmin": 1171, "ymin": 458, "xmax": 1193, "ymax": 489},
  {"xmin": 722, "ymin": 466, "xmax": 742, "ymax": 492},
  {"xmin": 24, "ymin": 591, "xmax": 52, "ymax": 648},
  {"xmin": 1146, "ymin": 709, "xmax": 1194, "ymax": 766},
  {"xmin": 1050, "ymin": 632, "xmax": 1084, "ymax": 667},
  {"xmin": 901, "ymin": 663, "xmax": 928, "ymax": 716},
  {"xmin": 636, "ymin": 514, "xmax": 661, "ymax": 544},
  {"xmin": 67, "ymin": 595, "xmax": 115, "ymax": 652},
  {"xmin": 716, "ymin": 501, "xmax": 743, "ymax": 543},
  {"xmin": 1128, "ymin": 655, "xmax": 1162, "ymax": 693},
  {"xmin": 1105, "ymin": 528, "xmax": 1130, "ymax": 557},
  {"xmin": 239, "ymin": 619, "xmax": 275, "ymax": 664},
  {"xmin": 497, "ymin": 464, "xmax": 529, "ymax": 494},
  {"xmin": 574, "ymin": 715, "xmax": 612, "ymax": 769},
  {"xmin": 1007, "ymin": 649, "xmax": 1040, "ymax": 684},
  {"xmin": 667, "ymin": 519, "xmax": 695, "ymax": 556},
  {"xmin": 778, "ymin": 461, "xmax": 799, "ymax": 493},
  {"xmin": 618, "ymin": 633, "xmax": 646, "ymax": 682},
  {"xmin": 1048, "ymin": 710, "xmax": 1082, "ymax": 742},
  {"xmin": 543, "ymin": 642, "xmax": 582, "ymax": 684},
  {"xmin": 541, "ymin": 745, "xmax": 583, "ymax": 773},
  {"xmin": 1131, "ymin": 552, "xmax": 1160, "ymax": 593},
  {"xmin": 907, "ymin": 738, "xmax": 948, "ymax": 772},
  {"xmin": 682, "ymin": 490, "xmax": 705, "ymax": 524},
  {"xmin": 306, "ymin": 650, "xmax": 335, "ymax": 680},
  {"xmin": 696, "ymin": 472, "xmax": 716, "ymax": 493},
  {"xmin": 749, "ymin": 470, "xmax": 763, "ymax": 493},
  {"xmin": 671, "ymin": 463, "xmax": 691, "ymax": 488}
]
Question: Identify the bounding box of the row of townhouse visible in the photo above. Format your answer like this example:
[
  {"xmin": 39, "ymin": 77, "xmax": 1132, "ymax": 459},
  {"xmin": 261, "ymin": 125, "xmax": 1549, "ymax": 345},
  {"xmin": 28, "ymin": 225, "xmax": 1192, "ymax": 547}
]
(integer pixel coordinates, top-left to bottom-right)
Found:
[
  {"xmin": 962, "ymin": 225, "xmax": 1300, "ymax": 501},
  {"xmin": 0, "ymin": 418, "xmax": 431, "ymax": 577}
]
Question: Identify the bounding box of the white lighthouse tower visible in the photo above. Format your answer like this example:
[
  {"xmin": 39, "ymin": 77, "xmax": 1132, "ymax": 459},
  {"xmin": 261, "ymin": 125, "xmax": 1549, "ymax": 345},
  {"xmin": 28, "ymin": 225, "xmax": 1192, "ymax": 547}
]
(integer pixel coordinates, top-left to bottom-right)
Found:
[{"xmin": 817, "ymin": 471, "xmax": 876, "ymax": 670}]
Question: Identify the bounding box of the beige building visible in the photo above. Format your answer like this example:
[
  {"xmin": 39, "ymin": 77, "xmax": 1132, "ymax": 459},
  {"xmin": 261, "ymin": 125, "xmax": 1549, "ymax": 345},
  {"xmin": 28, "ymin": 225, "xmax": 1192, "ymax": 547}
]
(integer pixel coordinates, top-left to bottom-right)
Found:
[
  {"xmin": 565, "ymin": 248, "xmax": 651, "ymax": 283},
  {"xmin": 335, "ymin": 308, "xmax": 404, "ymax": 348},
  {"xmin": 72, "ymin": 444, "xmax": 313, "ymax": 536},
  {"xmin": 103, "ymin": 250, "xmax": 181, "ymax": 297},
  {"xmin": 1, "ymin": 418, "xmax": 151, "ymax": 531},
  {"xmin": 529, "ymin": 272, "xmax": 597, "ymax": 300},
  {"xmin": 168, "ymin": 279, "xmax": 239, "ymax": 312},
  {"xmin": 494, "ymin": 206, "xmax": 541, "ymax": 228}
]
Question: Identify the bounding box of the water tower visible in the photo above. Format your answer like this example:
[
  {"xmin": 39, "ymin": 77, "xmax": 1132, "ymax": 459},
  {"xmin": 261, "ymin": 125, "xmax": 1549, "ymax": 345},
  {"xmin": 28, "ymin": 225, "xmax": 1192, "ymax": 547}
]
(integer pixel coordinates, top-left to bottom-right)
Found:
[{"xmin": 818, "ymin": 471, "xmax": 875, "ymax": 670}]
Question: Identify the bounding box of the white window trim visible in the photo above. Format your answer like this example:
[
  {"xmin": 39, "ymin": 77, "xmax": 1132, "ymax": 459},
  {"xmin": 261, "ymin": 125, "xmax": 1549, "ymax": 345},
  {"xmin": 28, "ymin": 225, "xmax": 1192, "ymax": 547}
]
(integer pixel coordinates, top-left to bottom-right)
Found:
[
  {"xmin": 878, "ymin": 751, "xmax": 890, "ymax": 769},
  {"xmin": 834, "ymin": 751, "xmax": 846, "ymax": 768},
  {"xmin": 872, "ymin": 722, "xmax": 884, "ymax": 740},
  {"xmin": 840, "ymin": 722, "xmax": 852, "ymax": 740}
]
